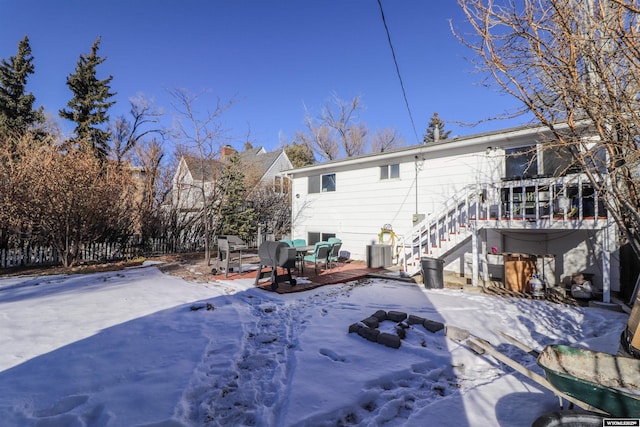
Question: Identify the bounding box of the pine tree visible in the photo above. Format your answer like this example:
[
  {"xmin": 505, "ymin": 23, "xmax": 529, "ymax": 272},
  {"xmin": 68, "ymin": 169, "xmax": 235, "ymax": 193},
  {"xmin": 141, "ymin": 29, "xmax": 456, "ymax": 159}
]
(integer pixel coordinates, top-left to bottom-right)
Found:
[
  {"xmin": 0, "ymin": 36, "xmax": 44, "ymax": 139},
  {"xmin": 59, "ymin": 37, "xmax": 116, "ymax": 159},
  {"xmin": 423, "ymin": 112, "xmax": 451, "ymax": 143},
  {"xmin": 218, "ymin": 152, "xmax": 257, "ymax": 239},
  {"xmin": 285, "ymin": 141, "xmax": 315, "ymax": 167}
]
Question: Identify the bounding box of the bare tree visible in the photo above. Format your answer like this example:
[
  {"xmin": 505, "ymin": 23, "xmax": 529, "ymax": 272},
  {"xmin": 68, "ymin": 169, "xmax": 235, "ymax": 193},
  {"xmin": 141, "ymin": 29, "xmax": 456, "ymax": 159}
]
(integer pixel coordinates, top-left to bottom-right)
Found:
[
  {"xmin": 321, "ymin": 94, "xmax": 367, "ymax": 157},
  {"xmin": 132, "ymin": 138, "xmax": 166, "ymax": 245},
  {"xmin": 371, "ymin": 128, "xmax": 405, "ymax": 153},
  {"xmin": 297, "ymin": 121, "xmax": 339, "ymax": 161},
  {"xmin": 168, "ymin": 88, "xmax": 234, "ymax": 264},
  {"xmin": 456, "ymin": 0, "xmax": 640, "ymax": 257},
  {"xmin": 297, "ymin": 94, "xmax": 402, "ymax": 160},
  {"xmin": 110, "ymin": 95, "xmax": 165, "ymax": 164},
  {"xmin": 5, "ymin": 135, "xmax": 136, "ymax": 267}
]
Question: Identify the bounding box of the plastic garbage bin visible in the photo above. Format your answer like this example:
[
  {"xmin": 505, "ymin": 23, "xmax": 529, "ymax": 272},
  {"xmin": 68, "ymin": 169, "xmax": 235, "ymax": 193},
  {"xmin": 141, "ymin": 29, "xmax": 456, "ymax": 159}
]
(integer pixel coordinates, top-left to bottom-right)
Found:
[{"xmin": 421, "ymin": 257, "xmax": 444, "ymax": 289}]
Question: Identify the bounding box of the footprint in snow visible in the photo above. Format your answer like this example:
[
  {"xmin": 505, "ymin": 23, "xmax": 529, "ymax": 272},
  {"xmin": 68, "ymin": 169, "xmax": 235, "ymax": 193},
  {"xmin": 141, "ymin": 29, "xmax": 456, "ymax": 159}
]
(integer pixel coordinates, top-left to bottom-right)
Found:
[
  {"xmin": 319, "ymin": 348, "xmax": 348, "ymax": 363},
  {"xmin": 34, "ymin": 395, "xmax": 89, "ymax": 417}
]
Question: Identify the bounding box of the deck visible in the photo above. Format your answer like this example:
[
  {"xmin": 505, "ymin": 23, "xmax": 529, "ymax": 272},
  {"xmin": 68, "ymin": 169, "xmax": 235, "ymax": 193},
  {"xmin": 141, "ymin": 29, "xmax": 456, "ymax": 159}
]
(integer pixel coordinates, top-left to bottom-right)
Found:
[{"xmin": 211, "ymin": 260, "xmax": 384, "ymax": 294}]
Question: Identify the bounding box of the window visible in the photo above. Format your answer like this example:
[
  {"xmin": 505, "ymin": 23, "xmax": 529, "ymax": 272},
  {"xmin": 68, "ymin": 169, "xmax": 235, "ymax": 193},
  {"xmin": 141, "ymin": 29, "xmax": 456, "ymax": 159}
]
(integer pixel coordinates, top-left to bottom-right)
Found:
[
  {"xmin": 307, "ymin": 232, "xmax": 336, "ymax": 245},
  {"xmin": 321, "ymin": 174, "xmax": 336, "ymax": 192},
  {"xmin": 505, "ymin": 146, "xmax": 538, "ymax": 179},
  {"xmin": 308, "ymin": 175, "xmax": 320, "ymax": 193},
  {"xmin": 542, "ymin": 145, "xmax": 580, "ymax": 177},
  {"xmin": 380, "ymin": 164, "xmax": 400, "ymax": 180},
  {"xmin": 309, "ymin": 173, "xmax": 336, "ymax": 193},
  {"xmin": 274, "ymin": 176, "xmax": 290, "ymax": 193}
]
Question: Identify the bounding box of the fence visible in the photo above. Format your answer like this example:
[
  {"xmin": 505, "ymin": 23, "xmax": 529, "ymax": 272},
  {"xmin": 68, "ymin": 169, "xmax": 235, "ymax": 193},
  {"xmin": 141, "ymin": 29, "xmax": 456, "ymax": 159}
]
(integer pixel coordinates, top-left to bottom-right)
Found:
[
  {"xmin": 0, "ymin": 238, "xmax": 200, "ymax": 270},
  {"xmin": 0, "ymin": 233, "xmax": 270, "ymax": 270}
]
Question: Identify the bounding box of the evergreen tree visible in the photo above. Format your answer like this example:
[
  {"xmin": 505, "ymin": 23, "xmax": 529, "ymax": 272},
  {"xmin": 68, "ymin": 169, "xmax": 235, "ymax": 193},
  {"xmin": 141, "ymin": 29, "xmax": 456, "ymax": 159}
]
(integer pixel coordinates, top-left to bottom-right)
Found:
[
  {"xmin": 0, "ymin": 36, "xmax": 44, "ymax": 139},
  {"xmin": 285, "ymin": 141, "xmax": 315, "ymax": 167},
  {"xmin": 59, "ymin": 37, "xmax": 116, "ymax": 159},
  {"xmin": 218, "ymin": 152, "xmax": 257, "ymax": 239},
  {"xmin": 423, "ymin": 112, "xmax": 451, "ymax": 143}
]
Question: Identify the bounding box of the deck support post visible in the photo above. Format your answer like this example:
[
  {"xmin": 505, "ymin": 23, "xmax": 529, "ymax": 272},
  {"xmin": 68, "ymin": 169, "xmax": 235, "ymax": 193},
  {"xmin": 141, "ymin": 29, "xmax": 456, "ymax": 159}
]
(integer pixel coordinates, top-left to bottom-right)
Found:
[{"xmin": 471, "ymin": 221, "xmax": 479, "ymax": 287}]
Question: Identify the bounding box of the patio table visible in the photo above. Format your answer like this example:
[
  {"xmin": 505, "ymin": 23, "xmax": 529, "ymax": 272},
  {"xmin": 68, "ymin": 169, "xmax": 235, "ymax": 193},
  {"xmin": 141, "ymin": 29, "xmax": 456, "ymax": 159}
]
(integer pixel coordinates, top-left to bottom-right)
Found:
[{"xmin": 295, "ymin": 245, "xmax": 314, "ymax": 275}]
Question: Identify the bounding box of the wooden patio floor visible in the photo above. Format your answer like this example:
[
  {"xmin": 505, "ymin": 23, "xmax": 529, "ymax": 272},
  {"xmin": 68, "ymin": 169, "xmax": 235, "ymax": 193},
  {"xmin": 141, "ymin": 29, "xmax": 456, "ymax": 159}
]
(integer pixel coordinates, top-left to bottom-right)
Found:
[{"xmin": 211, "ymin": 260, "xmax": 383, "ymax": 294}]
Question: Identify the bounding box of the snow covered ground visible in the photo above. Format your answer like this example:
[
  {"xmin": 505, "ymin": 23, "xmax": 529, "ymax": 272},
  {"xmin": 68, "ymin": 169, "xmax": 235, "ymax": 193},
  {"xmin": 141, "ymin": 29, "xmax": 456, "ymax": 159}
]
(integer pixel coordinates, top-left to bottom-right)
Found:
[{"xmin": 0, "ymin": 262, "xmax": 629, "ymax": 426}]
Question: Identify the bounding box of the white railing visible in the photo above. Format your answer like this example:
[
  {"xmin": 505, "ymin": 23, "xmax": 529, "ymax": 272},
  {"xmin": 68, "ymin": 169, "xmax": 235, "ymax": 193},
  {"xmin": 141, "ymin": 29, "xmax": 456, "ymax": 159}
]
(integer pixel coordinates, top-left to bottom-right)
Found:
[
  {"xmin": 397, "ymin": 184, "xmax": 482, "ymax": 274},
  {"xmin": 396, "ymin": 174, "xmax": 608, "ymax": 276}
]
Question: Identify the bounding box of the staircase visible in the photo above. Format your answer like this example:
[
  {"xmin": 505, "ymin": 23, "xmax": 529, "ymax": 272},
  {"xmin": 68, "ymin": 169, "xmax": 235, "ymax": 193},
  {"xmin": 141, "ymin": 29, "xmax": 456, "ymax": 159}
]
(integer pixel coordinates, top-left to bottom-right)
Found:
[
  {"xmin": 396, "ymin": 174, "xmax": 609, "ymax": 277},
  {"xmin": 397, "ymin": 185, "xmax": 484, "ymax": 276}
]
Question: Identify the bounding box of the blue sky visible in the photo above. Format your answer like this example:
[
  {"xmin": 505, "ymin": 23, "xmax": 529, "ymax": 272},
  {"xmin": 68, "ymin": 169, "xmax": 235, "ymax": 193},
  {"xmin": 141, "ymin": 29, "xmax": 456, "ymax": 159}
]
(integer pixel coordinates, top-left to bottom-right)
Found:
[{"xmin": 0, "ymin": 1, "xmax": 528, "ymax": 153}]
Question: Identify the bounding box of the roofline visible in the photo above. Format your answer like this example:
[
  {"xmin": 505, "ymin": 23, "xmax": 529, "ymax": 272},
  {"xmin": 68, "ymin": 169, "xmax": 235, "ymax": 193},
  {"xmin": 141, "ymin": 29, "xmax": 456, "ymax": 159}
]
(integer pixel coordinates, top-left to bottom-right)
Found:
[{"xmin": 282, "ymin": 121, "xmax": 581, "ymax": 176}]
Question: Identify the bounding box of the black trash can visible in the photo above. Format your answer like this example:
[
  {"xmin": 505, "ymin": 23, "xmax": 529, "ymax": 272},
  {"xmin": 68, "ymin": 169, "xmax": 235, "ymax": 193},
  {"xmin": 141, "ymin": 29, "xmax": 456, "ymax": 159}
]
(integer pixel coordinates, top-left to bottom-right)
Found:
[{"xmin": 421, "ymin": 257, "xmax": 444, "ymax": 289}]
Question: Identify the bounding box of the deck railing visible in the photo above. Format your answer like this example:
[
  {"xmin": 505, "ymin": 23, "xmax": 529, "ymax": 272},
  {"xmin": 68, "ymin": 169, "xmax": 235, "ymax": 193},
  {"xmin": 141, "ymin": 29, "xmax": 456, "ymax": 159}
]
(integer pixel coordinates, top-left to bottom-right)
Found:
[{"xmin": 396, "ymin": 174, "xmax": 608, "ymax": 274}]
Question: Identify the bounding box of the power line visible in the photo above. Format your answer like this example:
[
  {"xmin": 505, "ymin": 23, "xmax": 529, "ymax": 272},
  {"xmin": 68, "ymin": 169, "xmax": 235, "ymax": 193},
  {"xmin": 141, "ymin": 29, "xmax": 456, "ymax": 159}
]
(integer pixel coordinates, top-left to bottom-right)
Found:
[{"xmin": 376, "ymin": 0, "xmax": 420, "ymax": 144}]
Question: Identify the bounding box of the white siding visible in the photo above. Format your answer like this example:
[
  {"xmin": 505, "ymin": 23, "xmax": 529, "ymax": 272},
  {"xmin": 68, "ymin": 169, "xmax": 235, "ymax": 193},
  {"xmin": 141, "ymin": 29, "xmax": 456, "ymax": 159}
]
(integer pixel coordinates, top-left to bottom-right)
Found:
[
  {"xmin": 261, "ymin": 152, "xmax": 293, "ymax": 187},
  {"xmin": 288, "ymin": 125, "xmax": 619, "ymax": 291},
  {"xmin": 292, "ymin": 145, "xmax": 499, "ymax": 260}
]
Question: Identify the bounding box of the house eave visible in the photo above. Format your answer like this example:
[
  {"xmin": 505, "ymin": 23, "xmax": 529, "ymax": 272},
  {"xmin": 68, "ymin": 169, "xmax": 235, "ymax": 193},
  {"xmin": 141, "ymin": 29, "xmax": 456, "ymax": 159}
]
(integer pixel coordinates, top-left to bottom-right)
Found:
[{"xmin": 282, "ymin": 121, "xmax": 585, "ymax": 176}]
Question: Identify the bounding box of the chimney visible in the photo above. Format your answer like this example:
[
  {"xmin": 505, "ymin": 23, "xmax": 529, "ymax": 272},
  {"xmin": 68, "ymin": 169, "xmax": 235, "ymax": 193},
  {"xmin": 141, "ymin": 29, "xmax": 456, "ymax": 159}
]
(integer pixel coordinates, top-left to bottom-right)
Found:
[{"xmin": 221, "ymin": 145, "xmax": 236, "ymax": 159}]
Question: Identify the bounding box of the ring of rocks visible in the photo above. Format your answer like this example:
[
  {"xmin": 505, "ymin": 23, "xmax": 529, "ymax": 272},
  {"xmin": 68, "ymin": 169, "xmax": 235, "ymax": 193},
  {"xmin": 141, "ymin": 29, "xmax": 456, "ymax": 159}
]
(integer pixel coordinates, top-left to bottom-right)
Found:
[{"xmin": 348, "ymin": 310, "xmax": 444, "ymax": 349}]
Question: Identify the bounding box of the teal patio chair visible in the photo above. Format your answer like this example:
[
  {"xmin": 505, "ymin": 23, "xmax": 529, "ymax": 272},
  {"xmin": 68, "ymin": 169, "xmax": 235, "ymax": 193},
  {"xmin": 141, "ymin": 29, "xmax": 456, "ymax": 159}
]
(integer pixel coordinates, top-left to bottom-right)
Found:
[
  {"xmin": 303, "ymin": 242, "xmax": 331, "ymax": 273},
  {"xmin": 280, "ymin": 239, "xmax": 294, "ymax": 247},
  {"xmin": 328, "ymin": 241, "xmax": 342, "ymax": 269},
  {"xmin": 292, "ymin": 239, "xmax": 307, "ymax": 247}
]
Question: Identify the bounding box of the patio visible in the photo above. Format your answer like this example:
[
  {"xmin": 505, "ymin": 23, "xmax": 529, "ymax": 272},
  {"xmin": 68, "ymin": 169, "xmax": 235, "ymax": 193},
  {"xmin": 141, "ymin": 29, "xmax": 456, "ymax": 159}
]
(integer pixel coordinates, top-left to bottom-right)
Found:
[{"xmin": 211, "ymin": 258, "xmax": 385, "ymax": 294}]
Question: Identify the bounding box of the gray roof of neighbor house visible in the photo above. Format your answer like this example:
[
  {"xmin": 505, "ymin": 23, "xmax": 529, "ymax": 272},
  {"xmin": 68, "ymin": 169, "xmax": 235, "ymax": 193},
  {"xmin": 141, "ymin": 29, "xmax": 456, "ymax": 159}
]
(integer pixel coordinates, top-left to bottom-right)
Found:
[
  {"xmin": 182, "ymin": 156, "xmax": 220, "ymax": 182},
  {"xmin": 180, "ymin": 147, "xmax": 287, "ymax": 183},
  {"xmin": 239, "ymin": 148, "xmax": 285, "ymax": 177}
]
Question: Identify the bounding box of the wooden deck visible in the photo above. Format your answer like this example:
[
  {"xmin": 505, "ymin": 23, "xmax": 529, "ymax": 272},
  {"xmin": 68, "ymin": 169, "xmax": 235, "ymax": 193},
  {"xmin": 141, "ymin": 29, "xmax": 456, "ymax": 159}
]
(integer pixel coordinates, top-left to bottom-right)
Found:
[{"xmin": 211, "ymin": 261, "xmax": 383, "ymax": 294}]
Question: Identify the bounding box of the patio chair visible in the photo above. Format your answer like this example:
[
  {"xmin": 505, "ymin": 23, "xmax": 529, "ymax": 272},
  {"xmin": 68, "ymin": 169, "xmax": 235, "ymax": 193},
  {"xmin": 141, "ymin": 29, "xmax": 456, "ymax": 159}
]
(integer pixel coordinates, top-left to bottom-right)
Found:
[
  {"xmin": 292, "ymin": 239, "xmax": 307, "ymax": 247},
  {"xmin": 280, "ymin": 239, "xmax": 294, "ymax": 247},
  {"xmin": 328, "ymin": 241, "xmax": 342, "ymax": 269},
  {"xmin": 327, "ymin": 237, "xmax": 341, "ymax": 245},
  {"xmin": 303, "ymin": 242, "xmax": 331, "ymax": 274}
]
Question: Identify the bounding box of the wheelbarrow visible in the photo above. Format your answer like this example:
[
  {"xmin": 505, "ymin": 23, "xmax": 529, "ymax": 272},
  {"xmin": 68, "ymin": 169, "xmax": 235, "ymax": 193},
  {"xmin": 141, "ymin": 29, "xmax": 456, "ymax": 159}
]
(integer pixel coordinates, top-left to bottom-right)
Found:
[{"xmin": 446, "ymin": 327, "xmax": 640, "ymax": 424}]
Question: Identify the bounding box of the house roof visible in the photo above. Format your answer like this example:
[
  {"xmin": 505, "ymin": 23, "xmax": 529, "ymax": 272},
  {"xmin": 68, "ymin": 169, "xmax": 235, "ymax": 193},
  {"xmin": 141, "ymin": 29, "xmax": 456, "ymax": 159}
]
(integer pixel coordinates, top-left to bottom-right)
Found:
[
  {"xmin": 178, "ymin": 147, "xmax": 289, "ymax": 184},
  {"xmin": 239, "ymin": 147, "xmax": 285, "ymax": 178},
  {"xmin": 283, "ymin": 122, "xmax": 575, "ymax": 176},
  {"xmin": 182, "ymin": 156, "xmax": 220, "ymax": 181}
]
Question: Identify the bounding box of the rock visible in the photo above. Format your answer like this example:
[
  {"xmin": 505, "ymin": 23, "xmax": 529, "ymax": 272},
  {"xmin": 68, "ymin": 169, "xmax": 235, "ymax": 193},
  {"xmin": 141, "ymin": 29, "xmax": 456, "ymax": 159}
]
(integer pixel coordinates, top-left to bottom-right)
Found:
[
  {"xmin": 423, "ymin": 319, "xmax": 444, "ymax": 333},
  {"xmin": 387, "ymin": 311, "xmax": 408, "ymax": 322},
  {"xmin": 348, "ymin": 323, "xmax": 362, "ymax": 333},
  {"xmin": 358, "ymin": 327, "xmax": 380, "ymax": 342},
  {"xmin": 377, "ymin": 332, "xmax": 401, "ymax": 349},
  {"xmin": 361, "ymin": 316, "xmax": 379, "ymax": 328},
  {"xmin": 408, "ymin": 314, "xmax": 425, "ymax": 325},
  {"xmin": 372, "ymin": 310, "xmax": 387, "ymax": 321}
]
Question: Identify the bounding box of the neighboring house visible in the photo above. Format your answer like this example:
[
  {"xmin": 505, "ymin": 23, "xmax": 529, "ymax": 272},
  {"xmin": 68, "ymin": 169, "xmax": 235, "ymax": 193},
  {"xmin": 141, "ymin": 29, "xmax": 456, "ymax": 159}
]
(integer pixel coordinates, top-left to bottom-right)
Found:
[
  {"xmin": 285, "ymin": 123, "xmax": 621, "ymax": 301},
  {"xmin": 172, "ymin": 145, "xmax": 293, "ymax": 213}
]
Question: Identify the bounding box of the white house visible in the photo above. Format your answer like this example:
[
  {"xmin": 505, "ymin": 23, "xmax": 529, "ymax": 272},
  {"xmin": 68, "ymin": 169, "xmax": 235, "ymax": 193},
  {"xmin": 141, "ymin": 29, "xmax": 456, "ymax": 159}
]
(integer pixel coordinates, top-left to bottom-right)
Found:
[
  {"xmin": 172, "ymin": 145, "xmax": 293, "ymax": 212},
  {"xmin": 285, "ymin": 123, "xmax": 621, "ymax": 301}
]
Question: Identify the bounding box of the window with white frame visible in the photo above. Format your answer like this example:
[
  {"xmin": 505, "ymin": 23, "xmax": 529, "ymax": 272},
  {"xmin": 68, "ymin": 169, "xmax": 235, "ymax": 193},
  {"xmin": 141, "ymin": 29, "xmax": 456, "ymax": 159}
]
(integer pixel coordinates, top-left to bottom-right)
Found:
[
  {"xmin": 307, "ymin": 232, "xmax": 336, "ymax": 245},
  {"xmin": 308, "ymin": 173, "xmax": 336, "ymax": 193},
  {"xmin": 380, "ymin": 163, "xmax": 399, "ymax": 180}
]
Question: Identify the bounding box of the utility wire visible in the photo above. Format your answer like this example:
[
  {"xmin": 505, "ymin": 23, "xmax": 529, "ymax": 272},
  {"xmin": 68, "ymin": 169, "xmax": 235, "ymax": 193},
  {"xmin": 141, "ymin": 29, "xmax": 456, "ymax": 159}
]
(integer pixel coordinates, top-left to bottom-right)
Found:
[{"xmin": 377, "ymin": 0, "xmax": 420, "ymax": 144}]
